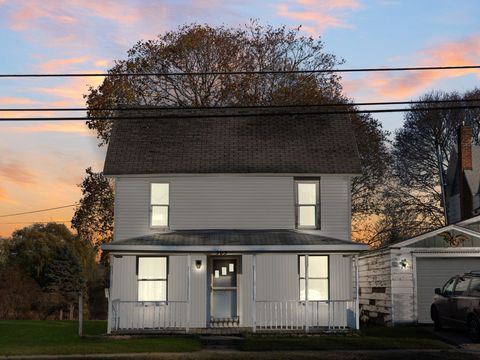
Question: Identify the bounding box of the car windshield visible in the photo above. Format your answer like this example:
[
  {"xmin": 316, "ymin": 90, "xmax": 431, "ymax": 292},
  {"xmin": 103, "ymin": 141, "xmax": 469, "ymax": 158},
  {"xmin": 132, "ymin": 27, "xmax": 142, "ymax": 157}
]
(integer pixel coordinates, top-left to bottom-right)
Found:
[{"xmin": 442, "ymin": 277, "xmax": 456, "ymax": 296}]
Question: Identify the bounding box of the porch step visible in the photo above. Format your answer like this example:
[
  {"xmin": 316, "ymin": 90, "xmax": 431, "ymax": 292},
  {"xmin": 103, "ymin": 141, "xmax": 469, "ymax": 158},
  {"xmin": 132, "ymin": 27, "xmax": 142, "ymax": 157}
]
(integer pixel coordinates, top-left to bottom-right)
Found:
[{"xmin": 199, "ymin": 335, "xmax": 245, "ymax": 350}]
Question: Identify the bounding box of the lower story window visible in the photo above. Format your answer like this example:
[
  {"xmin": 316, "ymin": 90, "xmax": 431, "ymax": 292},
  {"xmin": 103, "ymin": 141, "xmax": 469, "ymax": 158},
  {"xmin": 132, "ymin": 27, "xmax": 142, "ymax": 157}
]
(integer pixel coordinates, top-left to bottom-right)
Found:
[
  {"xmin": 137, "ymin": 257, "xmax": 168, "ymax": 301},
  {"xmin": 299, "ymin": 255, "xmax": 329, "ymax": 301}
]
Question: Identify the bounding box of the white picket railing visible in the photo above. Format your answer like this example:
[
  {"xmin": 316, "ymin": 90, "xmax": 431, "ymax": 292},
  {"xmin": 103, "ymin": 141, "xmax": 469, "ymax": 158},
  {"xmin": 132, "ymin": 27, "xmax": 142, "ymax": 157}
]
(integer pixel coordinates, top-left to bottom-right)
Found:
[
  {"xmin": 111, "ymin": 300, "xmax": 189, "ymax": 332},
  {"xmin": 254, "ymin": 300, "xmax": 356, "ymax": 331}
]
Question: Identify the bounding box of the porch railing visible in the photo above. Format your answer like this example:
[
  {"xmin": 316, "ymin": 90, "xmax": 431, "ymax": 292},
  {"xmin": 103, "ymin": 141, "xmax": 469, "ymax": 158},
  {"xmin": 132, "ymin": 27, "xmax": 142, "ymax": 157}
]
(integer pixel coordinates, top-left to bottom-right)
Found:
[
  {"xmin": 254, "ymin": 300, "xmax": 356, "ymax": 331},
  {"xmin": 111, "ymin": 300, "xmax": 189, "ymax": 332}
]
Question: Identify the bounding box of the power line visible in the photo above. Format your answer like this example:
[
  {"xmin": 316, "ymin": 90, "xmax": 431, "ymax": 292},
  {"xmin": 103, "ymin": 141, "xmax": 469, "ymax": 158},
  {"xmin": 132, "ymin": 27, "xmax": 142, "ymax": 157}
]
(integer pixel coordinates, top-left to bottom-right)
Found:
[
  {"xmin": 1, "ymin": 98, "xmax": 480, "ymax": 113},
  {"xmin": 0, "ymin": 65, "xmax": 479, "ymax": 78},
  {"xmin": 0, "ymin": 220, "xmax": 72, "ymax": 225},
  {"xmin": 0, "ymin": 204, "xmax": 77, "ymax": 218},
  {"xmin": 1, "ymin": 104, "xmax": 480, "ymax": 121}
]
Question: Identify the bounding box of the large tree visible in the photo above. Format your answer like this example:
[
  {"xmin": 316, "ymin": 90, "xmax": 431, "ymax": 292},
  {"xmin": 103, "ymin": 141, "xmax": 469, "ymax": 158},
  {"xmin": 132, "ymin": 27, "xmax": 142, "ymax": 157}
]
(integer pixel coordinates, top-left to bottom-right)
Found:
[
  {"xmin": 72, "ymin": 167, "xmax": 114, "ymax": 253},
  {"xmin": 392, "ymin": 89, "xmax": 480, "ymax": 233},
  {"xmin": 83, "ymin": 22, "xmax": 390, "ymax": 243},
  {"xmin": 6, "ymin": 223, "xmax": 95, "ymax": 319}
]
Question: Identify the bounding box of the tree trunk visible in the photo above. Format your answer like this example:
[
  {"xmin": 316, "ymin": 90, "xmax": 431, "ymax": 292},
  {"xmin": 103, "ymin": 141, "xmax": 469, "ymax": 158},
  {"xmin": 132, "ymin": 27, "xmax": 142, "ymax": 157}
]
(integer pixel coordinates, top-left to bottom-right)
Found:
[
  {"xmin": 69, "ymin": 304, "xmax": 74, "ymax": 320},
  {"xmin": 59, "ymin": 308, "xmax": 63, "ymax": 320}
]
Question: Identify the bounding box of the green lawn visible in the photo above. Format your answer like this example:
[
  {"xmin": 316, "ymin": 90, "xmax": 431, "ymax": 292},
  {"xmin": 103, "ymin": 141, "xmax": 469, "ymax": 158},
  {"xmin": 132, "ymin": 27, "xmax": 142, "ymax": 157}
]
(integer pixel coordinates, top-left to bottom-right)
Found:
[
  {"xmin": 0, "ymin": 321, "xmax": 454, "ymax": 356},
  {"xmin": 0, "ymin": 320, "xmax": 201, "ymax": 356},
  {"xmin": 241, "ymin": 326, "xmax": 451, "ymax": 351}
]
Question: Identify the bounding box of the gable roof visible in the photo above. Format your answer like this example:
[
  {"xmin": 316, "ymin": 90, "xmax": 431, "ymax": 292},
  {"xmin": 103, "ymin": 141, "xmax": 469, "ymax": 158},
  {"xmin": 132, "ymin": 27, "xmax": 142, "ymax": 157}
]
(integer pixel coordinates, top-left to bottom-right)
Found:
[{"xmin": 103, "ymin": 108, "xmax": 362, "ymax": 176}]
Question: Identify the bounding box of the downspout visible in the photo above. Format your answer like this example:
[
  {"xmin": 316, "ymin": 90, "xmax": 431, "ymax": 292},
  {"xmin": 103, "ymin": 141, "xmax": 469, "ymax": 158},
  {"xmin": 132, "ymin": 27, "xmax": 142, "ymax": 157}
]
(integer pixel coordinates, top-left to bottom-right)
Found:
[{"xmin": 436, "ymin": 142, "xmax": 449, "ymax": 225}]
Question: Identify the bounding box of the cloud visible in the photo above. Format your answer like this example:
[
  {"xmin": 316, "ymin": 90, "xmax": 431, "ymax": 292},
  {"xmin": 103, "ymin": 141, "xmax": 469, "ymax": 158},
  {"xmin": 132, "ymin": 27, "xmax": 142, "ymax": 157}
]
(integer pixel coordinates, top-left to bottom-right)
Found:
[
  {"xmin": 0, "ymin": 161, "xmax": 37, "ymax": 185},
  {"xmin": 37, "ymin": 56, "xmax": 89, "ymax": 72},
  {"xmin": 343, "ymin": 35, "xmax": 480, "ymax": 100},
  {"xmin": 275, "ymin": 0, "xmax": 361, "ymax": 35},
  {"xmin": 0, "ymin": 97, "xmax": 37, "ymax": 105},
  {"xmin": 1, "ymin": 122, "xmax": 93, "ymax": 136}
]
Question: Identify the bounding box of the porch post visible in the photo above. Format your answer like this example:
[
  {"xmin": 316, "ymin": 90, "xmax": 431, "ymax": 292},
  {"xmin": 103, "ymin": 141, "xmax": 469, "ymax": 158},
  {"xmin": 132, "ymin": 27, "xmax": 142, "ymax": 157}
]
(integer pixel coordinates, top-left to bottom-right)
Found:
[
  {"xmin": 252, "ymin": 254, "xmax": 257, "ymax": 332},
  {"xmin": 107, "ymin": 254, "xmax": 113, "ymax": 334},
  {"xmin": 186, "ymin": 254, "xmax": 191, "ymax": 333},
  {"xmin": 355, "ymin": 254, "xmax": 360, "ymax": 330},
  {"xmin": 305, "ymin": 254, "xmax": 309, "ymax": 333}
]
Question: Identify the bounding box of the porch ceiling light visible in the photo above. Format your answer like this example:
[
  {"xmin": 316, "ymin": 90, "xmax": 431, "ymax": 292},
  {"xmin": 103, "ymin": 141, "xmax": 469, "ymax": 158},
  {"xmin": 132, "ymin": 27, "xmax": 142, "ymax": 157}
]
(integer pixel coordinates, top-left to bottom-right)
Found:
[{"xmin": 195, "ymin": 260, "xmax": 202, "ymax": 270}]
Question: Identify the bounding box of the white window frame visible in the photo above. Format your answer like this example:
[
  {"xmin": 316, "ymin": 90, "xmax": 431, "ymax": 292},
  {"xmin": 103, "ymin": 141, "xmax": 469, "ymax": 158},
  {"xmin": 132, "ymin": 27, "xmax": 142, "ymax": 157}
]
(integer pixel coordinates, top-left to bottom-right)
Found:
[
  {"xmin": 295, "ymin": 179, "xmax": 320, "ymax": 229},
  {"xmin": 149, "ymin": 183, "xmax": 170, "ymax": 229},
  {"xmin": 137, "ymin": 256, "xmax": 168, "ymax": 302},
  {"xmin": 299, "ymin": 255, "xmax": 329, "ymax": 301}
]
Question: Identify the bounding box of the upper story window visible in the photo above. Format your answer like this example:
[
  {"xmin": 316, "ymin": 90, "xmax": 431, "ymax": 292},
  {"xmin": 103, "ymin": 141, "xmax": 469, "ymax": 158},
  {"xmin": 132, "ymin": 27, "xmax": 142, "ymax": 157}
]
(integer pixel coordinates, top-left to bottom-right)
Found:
[
  {"xmin": 150, "ymin": 183, "xmax": 169, "ymax": 228},
  {"xmin": 295, "ymin": 180, "xmax": 319, "ymax": 229},
  {"xmin": 137, "ymin": 256, "xmax": 168, "ymax": 301}
]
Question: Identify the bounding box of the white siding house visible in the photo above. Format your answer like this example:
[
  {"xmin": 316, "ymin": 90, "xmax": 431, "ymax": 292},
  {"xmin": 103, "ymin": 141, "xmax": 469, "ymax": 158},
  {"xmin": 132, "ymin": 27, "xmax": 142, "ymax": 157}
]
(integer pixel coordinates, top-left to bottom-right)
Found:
[{"xmin": 102, "ymin": 108, "xmax": 367, "ymax": 333}]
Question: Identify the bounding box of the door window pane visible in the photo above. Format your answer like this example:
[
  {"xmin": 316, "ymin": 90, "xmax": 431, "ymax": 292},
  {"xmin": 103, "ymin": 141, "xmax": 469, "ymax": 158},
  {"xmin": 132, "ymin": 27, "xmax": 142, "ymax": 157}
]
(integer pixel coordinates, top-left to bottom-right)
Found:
[
  {"xmin": 298, "ymin": 183, "xmax": 316, "ymax": 204},
  {"xmin": 299, "ymin": 206, "xmax": 316, "ymax": 227}
]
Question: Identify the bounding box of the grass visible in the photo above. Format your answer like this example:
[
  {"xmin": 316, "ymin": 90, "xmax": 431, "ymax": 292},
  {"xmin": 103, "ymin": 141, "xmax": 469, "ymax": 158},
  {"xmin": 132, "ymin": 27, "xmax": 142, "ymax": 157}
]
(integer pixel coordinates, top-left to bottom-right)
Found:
[
  {"xmin": 241, "ymin": 326, "xmax": 451, "ymax": 351},
  {"xmin": 0, "ymin": 320, "xmax": 201, "ymax": 356}
]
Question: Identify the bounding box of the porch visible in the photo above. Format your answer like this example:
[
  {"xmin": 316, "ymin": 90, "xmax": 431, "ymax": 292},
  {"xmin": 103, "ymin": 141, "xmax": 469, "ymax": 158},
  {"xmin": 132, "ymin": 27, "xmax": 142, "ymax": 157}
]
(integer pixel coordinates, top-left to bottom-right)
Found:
[{"xmin": 110, "ymin": 299, "xmax": 358, "ymax": 333}]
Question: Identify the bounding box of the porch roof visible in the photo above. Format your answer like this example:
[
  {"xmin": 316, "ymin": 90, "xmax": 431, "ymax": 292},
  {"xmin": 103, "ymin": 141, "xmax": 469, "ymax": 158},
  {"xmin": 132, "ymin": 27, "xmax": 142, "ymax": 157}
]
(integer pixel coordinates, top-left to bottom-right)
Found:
[{"xmin": 102, "ymin": 229, "xmax": 368, "ymax": 252}]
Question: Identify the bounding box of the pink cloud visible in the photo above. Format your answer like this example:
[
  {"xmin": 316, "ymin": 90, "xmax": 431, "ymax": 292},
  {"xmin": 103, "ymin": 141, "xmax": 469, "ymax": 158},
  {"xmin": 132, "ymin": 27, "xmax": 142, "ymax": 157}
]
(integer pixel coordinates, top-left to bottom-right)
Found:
[
  {"xmin": 343, "ymin": 35, "xmax": 480, "ymax": 100},
  {"xmin": 0, "ymin": 162, "xmax": 37, "ymax": 185},
  {"xmin": 1, "ymin": 122, "xmax": 93, "ymax": 136},
  {"xmin": 276, "ymin": 0, "xmax": 361, "ymax": 35},
  {"xmin": 38, "ymin": 56, "xmax": 89, "ymax": 72},
  {"xmin": 0, "ymin": 97, "xmax": 37, "ymax": 105}
]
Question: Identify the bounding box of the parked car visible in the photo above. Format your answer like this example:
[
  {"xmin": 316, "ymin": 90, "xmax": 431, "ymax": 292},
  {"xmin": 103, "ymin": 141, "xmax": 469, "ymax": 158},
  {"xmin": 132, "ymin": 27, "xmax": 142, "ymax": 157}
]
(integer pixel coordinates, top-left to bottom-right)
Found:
[{"xmin": 431, "ymin": 271, "xmax": 480, "ymax": 341}]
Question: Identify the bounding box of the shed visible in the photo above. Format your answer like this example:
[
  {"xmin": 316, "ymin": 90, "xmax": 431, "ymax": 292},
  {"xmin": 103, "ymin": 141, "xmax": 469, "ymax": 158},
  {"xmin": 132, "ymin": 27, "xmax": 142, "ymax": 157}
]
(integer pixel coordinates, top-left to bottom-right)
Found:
[{"xmin": 359, "ymin": 215, "xmax": 480, "ymax": 325}]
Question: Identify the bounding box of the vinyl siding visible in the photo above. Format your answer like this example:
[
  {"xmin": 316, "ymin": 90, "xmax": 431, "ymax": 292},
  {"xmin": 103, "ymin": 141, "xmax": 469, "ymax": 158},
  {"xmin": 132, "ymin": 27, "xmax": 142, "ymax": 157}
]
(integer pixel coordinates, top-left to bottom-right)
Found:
[{"xmin": 114, "ymin": 175, "xmax": 351, "ymax": 241}]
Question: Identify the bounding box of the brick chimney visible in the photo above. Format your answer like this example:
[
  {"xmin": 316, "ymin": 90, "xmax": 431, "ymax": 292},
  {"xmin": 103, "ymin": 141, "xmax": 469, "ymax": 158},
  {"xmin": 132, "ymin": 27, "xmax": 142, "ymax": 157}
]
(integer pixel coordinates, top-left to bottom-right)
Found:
[{"xmin": 458, "ymin": 125, "xmax": 473, "ymax": 220}]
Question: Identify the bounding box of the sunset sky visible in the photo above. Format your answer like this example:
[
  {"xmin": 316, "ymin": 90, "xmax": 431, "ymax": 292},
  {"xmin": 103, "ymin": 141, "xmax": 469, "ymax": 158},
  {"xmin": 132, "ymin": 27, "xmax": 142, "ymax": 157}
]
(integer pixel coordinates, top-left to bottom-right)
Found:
[{"xmin": 0, "ymin": 0, "xmax": 479, "ymax": 237}]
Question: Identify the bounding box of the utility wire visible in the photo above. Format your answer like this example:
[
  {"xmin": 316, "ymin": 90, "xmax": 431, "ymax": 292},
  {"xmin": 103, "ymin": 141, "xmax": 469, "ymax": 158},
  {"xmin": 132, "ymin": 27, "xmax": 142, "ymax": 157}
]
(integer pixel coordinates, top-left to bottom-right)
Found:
[
  {"xmin": 0, "ymin": 204, "xmax": 77, "ymax": 218},
  {"xmin": 0, "ymin": 220, "xmax": 72, "ymax": 225},
  {"xmin": 1, "ymin": 104, "xmax": 480, "ymax": 121},
  {"xmin": 0, "ymin": 65, "xmax": 479, "ymax": 78},
  {"xmin": 1, "ymin": 98, "xmax": 480, "ymax": 112}
]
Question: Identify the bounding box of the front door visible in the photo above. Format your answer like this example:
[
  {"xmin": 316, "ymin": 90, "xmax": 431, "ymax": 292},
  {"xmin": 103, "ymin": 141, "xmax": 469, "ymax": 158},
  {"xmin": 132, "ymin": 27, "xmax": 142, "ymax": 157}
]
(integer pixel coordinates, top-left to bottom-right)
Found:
[{"xmin": 210, "ymin": 258, "xmax": 239, "ymax": 326}]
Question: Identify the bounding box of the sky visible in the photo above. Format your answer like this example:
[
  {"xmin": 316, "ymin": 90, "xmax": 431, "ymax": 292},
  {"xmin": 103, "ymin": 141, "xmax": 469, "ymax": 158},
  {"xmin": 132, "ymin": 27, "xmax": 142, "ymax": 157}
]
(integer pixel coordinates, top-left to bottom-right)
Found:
[{"xmin": 0, "ymin": 0, "xmax": 479, "ymax": 237}]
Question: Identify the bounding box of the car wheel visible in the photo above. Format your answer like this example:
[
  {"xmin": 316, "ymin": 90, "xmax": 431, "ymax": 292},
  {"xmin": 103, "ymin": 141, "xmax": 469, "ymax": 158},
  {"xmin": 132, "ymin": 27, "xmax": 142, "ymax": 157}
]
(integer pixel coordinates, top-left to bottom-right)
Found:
[
  {"xmin": 467, "ymin": 317, "xmax": 480, "ymax": 343},
  {"xmin": 432, "ymin": 307, "xmax": 442, "ymax": 331}
]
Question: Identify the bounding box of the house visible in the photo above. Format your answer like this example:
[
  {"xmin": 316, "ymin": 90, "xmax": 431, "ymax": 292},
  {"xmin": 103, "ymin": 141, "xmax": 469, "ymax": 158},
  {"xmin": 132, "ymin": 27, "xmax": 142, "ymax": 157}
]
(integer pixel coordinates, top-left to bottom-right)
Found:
[
  {"xmin": 358, "ymin": 125, "xmax": 480, "ymax": 326},
  {"xmin": 101, "ymin": 107, "xmax": 368, "ymax": 334},
  {"xmin": 446, "ymin": 125, "xmax": 480, "ymax": 224}
]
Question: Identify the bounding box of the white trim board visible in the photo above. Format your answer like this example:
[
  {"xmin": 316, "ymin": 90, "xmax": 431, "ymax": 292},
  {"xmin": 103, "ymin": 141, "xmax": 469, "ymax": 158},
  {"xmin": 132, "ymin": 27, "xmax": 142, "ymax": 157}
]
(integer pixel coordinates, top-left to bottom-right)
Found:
[{"xmin": 389, "ymin": 225, "xmax": 480, "ymax": 248}]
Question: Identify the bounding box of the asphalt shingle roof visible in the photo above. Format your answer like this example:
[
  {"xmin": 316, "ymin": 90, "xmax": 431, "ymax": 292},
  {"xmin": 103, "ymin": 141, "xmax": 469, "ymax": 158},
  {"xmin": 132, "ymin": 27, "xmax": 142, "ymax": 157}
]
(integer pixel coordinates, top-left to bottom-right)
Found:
[
  {"xmin": 103, "ymin": 107, "xmax": 362, "ymax": 175},
  {"xmin": 109, "ymin": 229, "xmax": 353, "ymax": 247}
]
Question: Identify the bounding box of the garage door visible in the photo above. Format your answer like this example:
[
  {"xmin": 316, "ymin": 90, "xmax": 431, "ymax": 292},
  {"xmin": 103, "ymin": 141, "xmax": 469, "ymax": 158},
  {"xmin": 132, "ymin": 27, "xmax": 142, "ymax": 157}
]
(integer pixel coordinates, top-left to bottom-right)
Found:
[{"xmin": 416, "ymin": 257, "xmax": 480, "ymax": 323}]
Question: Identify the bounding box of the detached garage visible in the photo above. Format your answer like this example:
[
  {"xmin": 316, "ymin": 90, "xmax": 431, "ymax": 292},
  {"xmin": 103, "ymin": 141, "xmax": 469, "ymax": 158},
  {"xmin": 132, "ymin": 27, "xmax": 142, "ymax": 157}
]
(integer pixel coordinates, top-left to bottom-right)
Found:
[{"xmin": 359, "ymin": 215, "xmax": 480, "ymax": 325}]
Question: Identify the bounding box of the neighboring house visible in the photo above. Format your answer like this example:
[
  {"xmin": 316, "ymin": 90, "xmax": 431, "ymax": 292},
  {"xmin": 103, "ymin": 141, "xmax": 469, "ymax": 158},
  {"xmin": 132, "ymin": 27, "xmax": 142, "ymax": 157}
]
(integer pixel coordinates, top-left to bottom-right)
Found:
[
  {"xmin": 446, "ymin": 125, "xmax": 480, "ymax": 224},
  {"xmin": 101, "ymin": 108, "xmax": 367, "ymax": 334},
  {"xmin": 359, "ymin": 215, "xmax": 480, "ymax": 325}
]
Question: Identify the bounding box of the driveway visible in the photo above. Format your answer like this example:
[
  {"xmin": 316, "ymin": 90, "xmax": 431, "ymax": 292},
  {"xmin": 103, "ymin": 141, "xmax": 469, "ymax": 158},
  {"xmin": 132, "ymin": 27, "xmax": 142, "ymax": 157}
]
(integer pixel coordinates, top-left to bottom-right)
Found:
[{"xmin": 429, "ymin": 327, "xmax": 480, "ymax": 352}]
